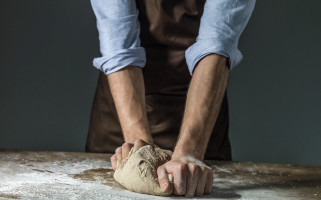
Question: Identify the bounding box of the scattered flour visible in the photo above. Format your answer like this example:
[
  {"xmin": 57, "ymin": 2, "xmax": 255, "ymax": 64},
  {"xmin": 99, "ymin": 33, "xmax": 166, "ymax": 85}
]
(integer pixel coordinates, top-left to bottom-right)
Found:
[{"xmin": 0, "ymin": 150, "xmax": 320, "ymax": 200}]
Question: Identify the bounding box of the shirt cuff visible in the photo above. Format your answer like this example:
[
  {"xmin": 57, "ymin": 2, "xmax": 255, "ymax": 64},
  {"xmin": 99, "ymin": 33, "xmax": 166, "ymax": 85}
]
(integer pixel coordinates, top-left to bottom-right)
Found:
[
  {"xmin": 185, "ymin": 38, "xmax": 243, "ymax": 75},
  {"xmin": 93, "ymin": 47, "xmax": 146, "ymax": 75}
]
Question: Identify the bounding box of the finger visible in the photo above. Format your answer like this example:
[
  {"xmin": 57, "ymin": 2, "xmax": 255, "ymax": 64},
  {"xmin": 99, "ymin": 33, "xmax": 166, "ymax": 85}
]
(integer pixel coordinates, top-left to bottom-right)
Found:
[
  {"xmin": 205, "ymin": 169, "xmax": 213, "ymax": 194},
  {"xmin": 134, "ymin": 139, "xmax": 148, "ymax": 150},
  {"xmin": 165, "ymin": 162, "xmax": 187, "ymax": 195},
  {"xmin": 157, "ymin": 165, "xmax": 170, "ymax": 192},
  {"xmin": 133, "ymin": 139, "xmax": 157, "ymax": 150},
  {"xmin": 122, "ymin": 143, "xmax": 133, "ymax": 160},
  {"xmin": 195, "ymin": 167, "xmax": 207, "ymax": 196},
  {"xmin": 185, "ymin": 163, "xmax": 199, "ymax": 197},
  {"xmin": 115, "ymin": 147, "xmax": 122, "ymax": 165},
  {"xmin": 111, "ymin": 154, "xmax": 117, "ymax": 170}
]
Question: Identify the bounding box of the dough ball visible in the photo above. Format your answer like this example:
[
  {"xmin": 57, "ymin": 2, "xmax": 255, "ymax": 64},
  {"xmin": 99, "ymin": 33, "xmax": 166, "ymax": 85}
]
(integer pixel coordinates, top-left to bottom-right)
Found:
[{"xmin": 113, "ymin": 145, "xmax": 173, "ymax": 196}]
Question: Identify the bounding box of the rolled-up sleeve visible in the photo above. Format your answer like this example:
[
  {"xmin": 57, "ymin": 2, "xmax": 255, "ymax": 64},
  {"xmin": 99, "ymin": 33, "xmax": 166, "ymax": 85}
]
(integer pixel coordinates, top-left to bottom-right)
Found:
[
  {"xmin": 185, "ymin": 0, "xmax": 256, "ymax": 75},
  {"xmin": 91, "ymin": 0, "xmax": 145, "ymax": 75}
]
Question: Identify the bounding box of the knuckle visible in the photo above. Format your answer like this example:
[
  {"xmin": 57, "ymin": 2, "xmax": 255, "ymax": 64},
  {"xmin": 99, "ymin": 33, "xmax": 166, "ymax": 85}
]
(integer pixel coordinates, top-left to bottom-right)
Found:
[
  {"xmin": 134, "ymin": 139, "xmax": 145, "ymax": 147},
  {"xmin": 135, "ymin": 139, "xmax": 142, "ymax": 143},
  {"xmin": 178, "ymin": 162, "xmax": 188, "ymax": 172},
  {"xmin": 122, "ymin": 143, "xmax": 132, "ymax": 149},
  {"xmin": 157, "ymin": 165, "xmax": 164, "ymax": 174},
  {"xmin": 115, "ymin": 147, "xmax": 122, "ymax": 154},
  {"xmin": 189, "ymin": 164, "xmax": 200, "ymax": 174},
  {"xmin": 202, "ymin": 167, "xmax": 209, "ymax": 174},
  {"xmin": 205, "ymin": 166, "xmax": 212, "ymax": 171},
  {"xmin": 205, "ymin": 167, "xmax": 212, "ymax": 175},
  {"xmin": 135, "ymin": 139, "xmax": 143, "ymax": 144}
]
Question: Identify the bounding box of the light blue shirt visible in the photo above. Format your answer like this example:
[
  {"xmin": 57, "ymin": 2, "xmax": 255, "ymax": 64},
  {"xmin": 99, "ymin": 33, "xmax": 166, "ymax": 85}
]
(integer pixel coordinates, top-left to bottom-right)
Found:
[{"xmin": 91, "ymin": 0, "xmax": 255, "ymax": 75}]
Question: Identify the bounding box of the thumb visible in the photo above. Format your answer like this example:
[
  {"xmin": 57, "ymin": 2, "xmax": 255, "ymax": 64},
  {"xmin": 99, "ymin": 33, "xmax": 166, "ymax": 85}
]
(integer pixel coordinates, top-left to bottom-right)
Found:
[{"xmin": 157, "ymin": 165, "xmax": 170, "ymax": 192}]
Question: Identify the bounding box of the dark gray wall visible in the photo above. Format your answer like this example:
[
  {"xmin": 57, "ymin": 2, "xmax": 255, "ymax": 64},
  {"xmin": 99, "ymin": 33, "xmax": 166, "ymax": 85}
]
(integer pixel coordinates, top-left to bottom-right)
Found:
[
  {"xmin": 0, "ymin": 0, "xmax": 99, "ymax": 152},
  {"xmin": 1, "ymin": 1, "xmax": 320, "ymax": 165},
  {"xmin": 228, "ymin": 1, "xmax": 321, "ymax": 165}
]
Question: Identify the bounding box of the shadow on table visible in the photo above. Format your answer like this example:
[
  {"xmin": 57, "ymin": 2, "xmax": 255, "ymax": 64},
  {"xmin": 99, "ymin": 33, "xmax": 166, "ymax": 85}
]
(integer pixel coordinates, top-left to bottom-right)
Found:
[{"xmin": 167, "ymin": 186, "xmax": 241, "ymax": 199}]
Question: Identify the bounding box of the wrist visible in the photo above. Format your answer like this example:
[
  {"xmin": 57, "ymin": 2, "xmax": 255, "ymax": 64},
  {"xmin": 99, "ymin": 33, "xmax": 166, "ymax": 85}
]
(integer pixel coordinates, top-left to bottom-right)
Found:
[
  {"xmin": 173, "ymin": 137, "xmax": 205, "ymax": 161},
  {"xmin": 173, "ymin": 123, "xmax": 208, "ymax": 160}
]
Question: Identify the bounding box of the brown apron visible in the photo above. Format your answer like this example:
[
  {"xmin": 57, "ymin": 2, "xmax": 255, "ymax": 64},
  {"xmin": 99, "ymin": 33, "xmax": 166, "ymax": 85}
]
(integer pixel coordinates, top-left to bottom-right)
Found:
[{"xmin": 86, "ymin": 0, "xmax": 232, "ymax": 160}]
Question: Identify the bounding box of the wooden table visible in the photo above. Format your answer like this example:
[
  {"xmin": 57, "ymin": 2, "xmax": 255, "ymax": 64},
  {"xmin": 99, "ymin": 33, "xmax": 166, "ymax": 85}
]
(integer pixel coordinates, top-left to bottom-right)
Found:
[{"xmin": 0, "ymin": 150, "xmax": 320, "ymax": 199}]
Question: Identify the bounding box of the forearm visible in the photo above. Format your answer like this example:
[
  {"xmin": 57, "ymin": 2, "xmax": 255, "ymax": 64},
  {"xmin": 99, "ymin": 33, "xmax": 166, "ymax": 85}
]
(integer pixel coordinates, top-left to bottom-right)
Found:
[
  {"xmin": 107, "ymin": 66, "xmax": 152, "ymax": 143},
  {"xmin": 174, "ymin": 54, "xmax": 229, "ymax": 160}
]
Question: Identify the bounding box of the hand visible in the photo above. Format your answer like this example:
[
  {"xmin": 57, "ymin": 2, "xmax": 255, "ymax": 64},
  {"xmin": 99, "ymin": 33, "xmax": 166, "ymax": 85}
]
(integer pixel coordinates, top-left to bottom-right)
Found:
[
  {"xmin": 157, "ymin": 155, "xmax": 213, "ymax": 197},
  {"xmin": 111, "ymin": 139, "xmax": 155, "ymax": 170}
]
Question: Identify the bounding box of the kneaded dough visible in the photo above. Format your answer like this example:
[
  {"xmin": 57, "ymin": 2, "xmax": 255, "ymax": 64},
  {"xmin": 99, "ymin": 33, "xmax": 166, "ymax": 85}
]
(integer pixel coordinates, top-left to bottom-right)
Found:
[{"xmin": 113, "ymin": 145, "xmax": 173, "ymax": 196}]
